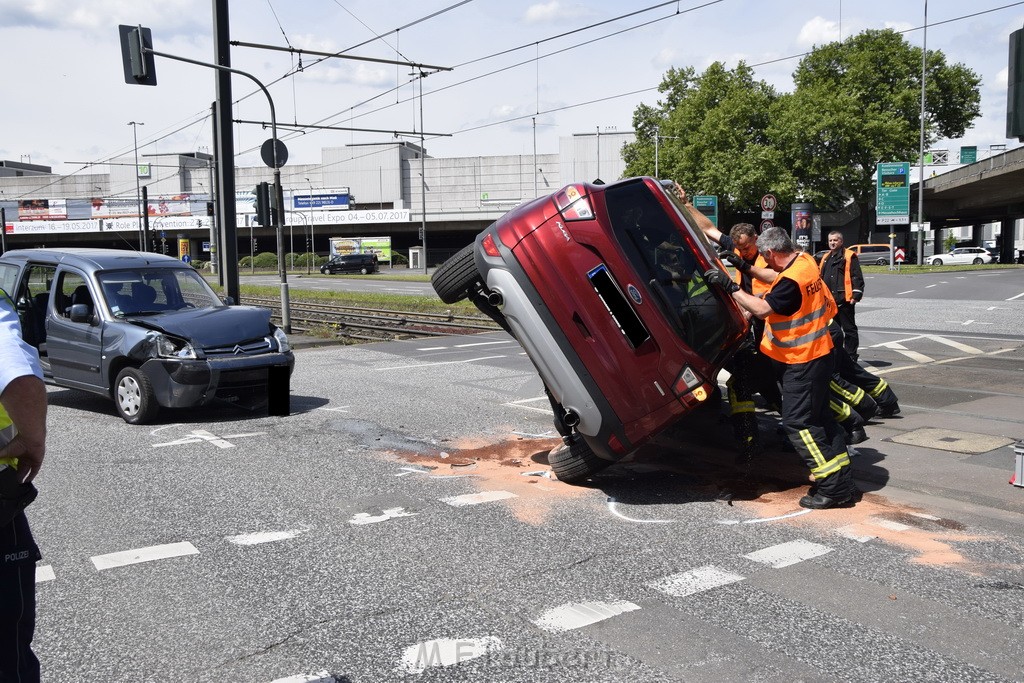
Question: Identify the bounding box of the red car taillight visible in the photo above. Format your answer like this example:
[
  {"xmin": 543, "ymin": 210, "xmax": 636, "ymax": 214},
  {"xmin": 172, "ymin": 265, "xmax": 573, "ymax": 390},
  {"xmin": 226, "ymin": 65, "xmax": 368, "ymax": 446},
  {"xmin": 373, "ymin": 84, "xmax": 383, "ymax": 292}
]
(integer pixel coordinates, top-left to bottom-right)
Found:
[
  {"xmin": 553, "ymin": 184, "xmax": 594, "ymax": 221},
  {"xmin": 481, "ymin": 233, "xmax": 501, "ymax": 257}
]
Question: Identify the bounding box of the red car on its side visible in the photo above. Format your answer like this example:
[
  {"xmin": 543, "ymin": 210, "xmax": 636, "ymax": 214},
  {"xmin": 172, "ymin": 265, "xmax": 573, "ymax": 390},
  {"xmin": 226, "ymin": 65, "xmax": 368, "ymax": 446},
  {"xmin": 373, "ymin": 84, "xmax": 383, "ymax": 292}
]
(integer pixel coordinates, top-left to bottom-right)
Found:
[{"xmin": 432, "ymin": 177, "xmax": 748, "ymax": 483}]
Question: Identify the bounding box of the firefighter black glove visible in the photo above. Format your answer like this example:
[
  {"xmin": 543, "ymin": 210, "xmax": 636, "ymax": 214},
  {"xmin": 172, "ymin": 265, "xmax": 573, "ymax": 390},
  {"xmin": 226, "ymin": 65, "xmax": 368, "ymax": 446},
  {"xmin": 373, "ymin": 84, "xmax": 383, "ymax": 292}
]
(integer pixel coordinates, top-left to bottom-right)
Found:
[
  {"xmin": 719, "ymin": 250, "xmax": 751, "ymax": 273},
  {"xmin": 703, "ymin": 268, "xmax": 740, "ymax": 294}
]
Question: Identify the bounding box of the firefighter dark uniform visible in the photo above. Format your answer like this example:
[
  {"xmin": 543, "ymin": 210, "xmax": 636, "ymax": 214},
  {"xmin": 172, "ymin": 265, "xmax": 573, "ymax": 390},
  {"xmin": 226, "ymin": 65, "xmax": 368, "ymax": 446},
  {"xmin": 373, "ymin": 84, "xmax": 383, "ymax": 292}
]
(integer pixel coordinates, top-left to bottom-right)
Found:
[
  {"xmin": 819, "ymin": 246, "xmax": 864, "ymax": 360},
  {"xmin": 761, "ymin": 253, "xmax": 856, "ymax": 507},
  {"xmin": 718, "ymin": 237, "xmax": 773, "ymax": 458},
  {"xmin": 829, "ymin": 321, "xmax": 901, "ymax": 417}
]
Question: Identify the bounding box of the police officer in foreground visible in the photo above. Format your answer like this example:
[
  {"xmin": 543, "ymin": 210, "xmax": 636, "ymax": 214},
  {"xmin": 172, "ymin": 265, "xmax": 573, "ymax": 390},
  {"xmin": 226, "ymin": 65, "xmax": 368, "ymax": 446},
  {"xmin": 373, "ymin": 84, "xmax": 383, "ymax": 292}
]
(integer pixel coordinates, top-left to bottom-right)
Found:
[
  {"xmin": 0, "ymin": 288, "xmax": 47, "ymax": 682},
  {"xmin": 819, "ymin": 231, "xmax": 865, "ymax": 360},
  {"xmin": 704, "ymin": 228, "xmax": 857, "ymax": 509}
]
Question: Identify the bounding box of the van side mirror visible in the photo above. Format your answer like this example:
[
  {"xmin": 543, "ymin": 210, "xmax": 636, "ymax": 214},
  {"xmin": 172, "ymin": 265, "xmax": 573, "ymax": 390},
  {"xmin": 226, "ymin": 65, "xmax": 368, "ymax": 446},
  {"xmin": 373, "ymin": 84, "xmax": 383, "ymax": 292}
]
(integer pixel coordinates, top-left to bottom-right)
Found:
[
  {"xmin": 69, "ymin": 303, "xmax": 95, "ymax": 324},
  {"xmin": 222, "ymin": 296, "xmax": 235, "ymax": 306}
]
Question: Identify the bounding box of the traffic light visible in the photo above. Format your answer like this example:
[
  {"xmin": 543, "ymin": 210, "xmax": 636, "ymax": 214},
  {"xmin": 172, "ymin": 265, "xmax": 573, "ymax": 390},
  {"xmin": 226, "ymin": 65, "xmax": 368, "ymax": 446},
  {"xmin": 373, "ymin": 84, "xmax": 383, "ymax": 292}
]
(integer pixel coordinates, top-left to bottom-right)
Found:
[
  {"xmin": 253, "ymin": 182, "xmax": 272, "ymax": 226},
  {"xmin": 206, "ymin": 201, "xmax": 215, "ymax": 217}
]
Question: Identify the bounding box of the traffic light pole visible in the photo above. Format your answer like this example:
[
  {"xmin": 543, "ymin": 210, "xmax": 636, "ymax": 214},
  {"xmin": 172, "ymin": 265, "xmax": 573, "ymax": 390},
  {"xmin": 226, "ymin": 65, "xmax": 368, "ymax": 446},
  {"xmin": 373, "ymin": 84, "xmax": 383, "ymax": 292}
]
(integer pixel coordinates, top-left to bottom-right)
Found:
[{"xmin": 138, "ymin": 44, "xmax": 291, "ymax": 332}]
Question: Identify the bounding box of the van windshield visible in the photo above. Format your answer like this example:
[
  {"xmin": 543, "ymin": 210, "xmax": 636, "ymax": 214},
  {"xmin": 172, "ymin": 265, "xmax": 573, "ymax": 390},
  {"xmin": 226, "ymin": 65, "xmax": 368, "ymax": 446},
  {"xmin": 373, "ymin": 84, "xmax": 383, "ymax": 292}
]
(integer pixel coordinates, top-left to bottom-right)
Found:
[
  {"xmin": 604, "ymin": 180, "xmax": 739, "ymax": 363},
  {"xmin": 98, "ymin": 268, "xmax": 222, "ymax": 316}
]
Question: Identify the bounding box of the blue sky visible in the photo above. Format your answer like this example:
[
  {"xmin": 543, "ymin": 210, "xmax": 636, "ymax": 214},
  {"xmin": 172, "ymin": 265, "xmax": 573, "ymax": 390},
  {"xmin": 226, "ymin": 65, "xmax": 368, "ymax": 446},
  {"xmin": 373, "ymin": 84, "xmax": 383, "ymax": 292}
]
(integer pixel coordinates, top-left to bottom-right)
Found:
[{"xmin": 1, "ymin": 0, "xmax": 1020, "ymax": 179}]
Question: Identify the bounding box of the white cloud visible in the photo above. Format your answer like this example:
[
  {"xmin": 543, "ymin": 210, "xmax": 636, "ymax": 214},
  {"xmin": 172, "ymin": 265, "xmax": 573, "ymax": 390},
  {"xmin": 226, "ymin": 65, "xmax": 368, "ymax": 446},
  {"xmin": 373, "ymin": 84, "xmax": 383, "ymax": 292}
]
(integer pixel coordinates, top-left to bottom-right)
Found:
[
  {"xmin": 797, "ymin": 16, "xmax": 840, "ymax": 48},
  {"xmin": 524, "ymin": 1, "xmax": 586, "ymax": 24},
  {"xmin": 996, "ymin": 66, "xmax": 1009, "ymax": 90},
  {"xmin": 653, "ymin": 48, "xmax": 677, "ymax": 68},
  {"xmin": 882, "ymin": 21, "xmax": 914, "ymax": 33}
]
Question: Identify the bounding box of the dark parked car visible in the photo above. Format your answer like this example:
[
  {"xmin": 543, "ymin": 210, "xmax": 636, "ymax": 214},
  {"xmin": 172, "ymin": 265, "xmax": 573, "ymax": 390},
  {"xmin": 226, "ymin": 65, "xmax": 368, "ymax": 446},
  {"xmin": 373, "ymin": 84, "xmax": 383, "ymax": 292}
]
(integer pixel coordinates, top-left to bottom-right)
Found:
[
  {"xmin": 0, "ymin": 248, "xmax": 294, "ymax": 424},
  {"xmin": 320, "ymin": 253, "xmax": 378, "ymax": 274},
  {"xmin": 431, "ymin": 177, "xmax": 748, "ymax": 483}
]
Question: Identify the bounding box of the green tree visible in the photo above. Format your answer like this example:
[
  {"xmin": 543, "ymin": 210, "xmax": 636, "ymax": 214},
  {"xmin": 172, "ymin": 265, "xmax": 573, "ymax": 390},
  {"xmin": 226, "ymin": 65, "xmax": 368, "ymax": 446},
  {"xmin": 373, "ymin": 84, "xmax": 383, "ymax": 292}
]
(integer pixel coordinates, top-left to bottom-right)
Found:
[
  {"xmin": 771, "ymin": 29, "xmax": 980, "ymax": 242},
  {"xmin": 622, "ymin": 62, "xmax": 795, "ymax": 220}
]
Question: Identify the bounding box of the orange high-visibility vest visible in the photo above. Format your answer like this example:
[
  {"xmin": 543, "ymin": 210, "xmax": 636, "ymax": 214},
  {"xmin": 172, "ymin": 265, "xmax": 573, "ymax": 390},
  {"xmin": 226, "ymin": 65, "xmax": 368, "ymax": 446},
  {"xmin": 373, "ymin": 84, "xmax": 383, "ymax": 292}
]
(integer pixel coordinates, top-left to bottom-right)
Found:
[
  {"xmin": 761, "ymin": 252, "xmax": 837, "ymax": 363},
  {"xmin": 732, "ymin": 249, "xmax": 771, "ymax": 296},
  {"xmin": 819, "ymin": 247, "xmax": 855, "ymax": 300}
]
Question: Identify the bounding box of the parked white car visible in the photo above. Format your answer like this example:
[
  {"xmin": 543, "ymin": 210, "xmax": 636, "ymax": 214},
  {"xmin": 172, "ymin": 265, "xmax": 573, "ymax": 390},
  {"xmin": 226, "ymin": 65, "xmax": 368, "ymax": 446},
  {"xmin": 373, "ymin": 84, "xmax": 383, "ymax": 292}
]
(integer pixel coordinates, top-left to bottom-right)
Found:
[{"xmin": 927, "ymin": 247, "xmax": 994, "ymax": 266}]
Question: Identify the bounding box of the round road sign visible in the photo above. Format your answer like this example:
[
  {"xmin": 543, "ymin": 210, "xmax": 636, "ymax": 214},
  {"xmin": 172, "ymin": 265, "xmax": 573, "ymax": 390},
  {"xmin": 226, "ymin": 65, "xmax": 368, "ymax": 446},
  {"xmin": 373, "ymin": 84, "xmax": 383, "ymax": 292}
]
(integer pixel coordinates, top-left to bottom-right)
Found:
[
  {"xmin": 759, "ymin": 219, "xmax": 774, "ymax": 232},
  {"xmin": 760, "ymin": 194, "xmax": 777, "ymax": 212},
  {"xmin": 261, "ymin": 138, "xmax": 289, "ymax": 169}
]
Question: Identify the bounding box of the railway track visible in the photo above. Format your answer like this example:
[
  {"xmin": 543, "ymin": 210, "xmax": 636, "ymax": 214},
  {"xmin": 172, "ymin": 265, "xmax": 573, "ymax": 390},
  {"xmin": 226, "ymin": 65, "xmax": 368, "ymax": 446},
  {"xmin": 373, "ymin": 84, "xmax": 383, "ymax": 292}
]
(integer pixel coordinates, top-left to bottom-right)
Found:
[{"xmin": 240, "ymin": 296, "xmax": 501, "ymax": 342}]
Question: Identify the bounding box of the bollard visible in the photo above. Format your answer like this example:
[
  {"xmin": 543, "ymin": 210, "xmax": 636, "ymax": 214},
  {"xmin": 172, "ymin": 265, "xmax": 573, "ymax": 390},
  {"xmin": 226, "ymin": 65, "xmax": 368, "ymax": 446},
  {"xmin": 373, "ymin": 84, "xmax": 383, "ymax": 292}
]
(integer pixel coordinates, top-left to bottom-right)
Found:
[{"xmin": 1013, "ymin": 441, "xmax": 1024, "ymax": 487}]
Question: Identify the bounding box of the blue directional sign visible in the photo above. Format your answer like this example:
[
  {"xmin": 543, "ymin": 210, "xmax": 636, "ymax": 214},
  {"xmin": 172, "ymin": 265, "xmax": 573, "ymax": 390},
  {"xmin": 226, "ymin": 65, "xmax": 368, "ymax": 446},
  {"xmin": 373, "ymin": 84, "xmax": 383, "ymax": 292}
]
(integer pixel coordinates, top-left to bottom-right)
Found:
[{"xmin": 693, "ymin": 195, "xmax": 718, "ymax": 228}]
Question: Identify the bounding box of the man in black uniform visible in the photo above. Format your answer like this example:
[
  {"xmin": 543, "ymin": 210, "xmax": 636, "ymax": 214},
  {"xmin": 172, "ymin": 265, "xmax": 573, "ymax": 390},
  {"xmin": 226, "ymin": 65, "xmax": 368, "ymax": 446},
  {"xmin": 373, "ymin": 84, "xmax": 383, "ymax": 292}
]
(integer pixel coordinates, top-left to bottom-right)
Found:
[{"xmin": 819, "ymin": 231, "xmax": 865, "ymax": 360}]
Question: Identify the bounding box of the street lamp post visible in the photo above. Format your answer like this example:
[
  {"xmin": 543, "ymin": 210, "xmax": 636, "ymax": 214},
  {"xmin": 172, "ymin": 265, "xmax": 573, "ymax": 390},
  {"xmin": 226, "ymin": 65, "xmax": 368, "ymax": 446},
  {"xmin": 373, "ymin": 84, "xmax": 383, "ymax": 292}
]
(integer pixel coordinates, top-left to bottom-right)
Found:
[
  {"xmin": 306, "ymin": 178, "xmax": 314, "ymax": 275},
  {"xmin": 128, "ymin": 121, "xmax": 145, "ymax": 250}
]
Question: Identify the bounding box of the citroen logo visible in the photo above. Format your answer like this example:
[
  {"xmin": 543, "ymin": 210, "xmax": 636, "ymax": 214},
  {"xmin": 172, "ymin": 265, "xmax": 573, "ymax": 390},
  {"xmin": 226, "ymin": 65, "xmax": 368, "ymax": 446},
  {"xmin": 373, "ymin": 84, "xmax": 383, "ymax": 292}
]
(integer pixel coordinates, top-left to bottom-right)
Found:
[{"xmin": 232, "ymin": 345, "xmax": 245, "ymax": 355}]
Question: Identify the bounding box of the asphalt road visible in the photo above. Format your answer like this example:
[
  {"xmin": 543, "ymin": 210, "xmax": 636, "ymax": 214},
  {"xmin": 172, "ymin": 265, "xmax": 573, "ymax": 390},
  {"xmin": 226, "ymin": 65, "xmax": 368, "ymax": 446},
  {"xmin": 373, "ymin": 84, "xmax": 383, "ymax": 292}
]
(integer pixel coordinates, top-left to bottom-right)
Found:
[{"xmin": 25, "ymin": 268, "xmax": 1024, "ymax": 682}]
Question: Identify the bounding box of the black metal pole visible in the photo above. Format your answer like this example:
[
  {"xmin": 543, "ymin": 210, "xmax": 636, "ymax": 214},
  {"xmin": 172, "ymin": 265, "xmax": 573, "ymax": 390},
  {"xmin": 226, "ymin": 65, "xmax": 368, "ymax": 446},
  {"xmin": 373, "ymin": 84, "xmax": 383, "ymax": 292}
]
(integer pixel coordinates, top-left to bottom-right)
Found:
[{"xmin": 212, "ymin": 0, "xmax": 239, "ymax": 304}]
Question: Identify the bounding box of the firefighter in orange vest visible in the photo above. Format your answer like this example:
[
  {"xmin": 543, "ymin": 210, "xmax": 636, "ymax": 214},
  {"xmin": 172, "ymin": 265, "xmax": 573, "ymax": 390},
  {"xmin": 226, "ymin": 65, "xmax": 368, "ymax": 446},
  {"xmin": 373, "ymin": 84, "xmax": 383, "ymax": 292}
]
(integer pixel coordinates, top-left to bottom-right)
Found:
[
  {"xmin": 704, "ymin": 227, "xmax": 857, "ymax": 509},
  {"xmin": 819, "ymin": 231, "xmax": 865, "ymax": 360}
]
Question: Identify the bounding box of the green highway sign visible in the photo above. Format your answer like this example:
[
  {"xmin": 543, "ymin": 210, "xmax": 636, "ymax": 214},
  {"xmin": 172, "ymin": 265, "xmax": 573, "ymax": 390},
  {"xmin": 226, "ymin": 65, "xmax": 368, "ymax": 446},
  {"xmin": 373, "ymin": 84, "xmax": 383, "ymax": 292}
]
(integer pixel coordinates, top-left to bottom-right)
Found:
[
  {"xmin": 960, "ymin": 146, "xmax": 977, "ymax": 164},
  {"xmin": 693, "ymin": 195, "xmax": 718, "ymax": 228},
  {"xmin": 876, "ymin": 162, "xmax": 910, "ymax": 225}
]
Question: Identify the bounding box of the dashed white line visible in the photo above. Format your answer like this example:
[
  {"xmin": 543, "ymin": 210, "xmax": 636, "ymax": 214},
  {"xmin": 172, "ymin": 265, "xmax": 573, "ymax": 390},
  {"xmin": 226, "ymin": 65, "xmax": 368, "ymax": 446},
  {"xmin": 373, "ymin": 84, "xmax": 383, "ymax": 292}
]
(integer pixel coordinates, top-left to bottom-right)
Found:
[
  {"xmin": 1007, "ymin": 291, "xmax": 1024, "ymax": 301},
  {"xmin": 742, "ymin": 539, "xmax": 832, "ymax": 568},
  {"xmin": 454, "ymin": 340, "xmax": 514, "ymax": 348},
  {"xmin": 226, "ymin": 530, "xmax": 305, "ymax": 545},
  {"xmin": 909, "ymin": 512, "xmax": 941, "ymax": 521},
  {"xmin": 533, "ymin": 601, "xmax": 641, "ymax": 632},
  {"xmin": 91, "ymin": 542, "xmax": 199, "ymax": 571},
  {"xmin": 896, "ymin": 289, "xmax": 916, "ymax": 295},
  {"xmin": 399, "ymin": 636, "xmax": 503, "ymax": 674},
  {"xmin": 36, "ymin": 565, "xmax": 55, "ymax": 583},
  {"xmin": 417, "ymin": 346, "xmax": 447, "ymax": 351},
  {"xmin": 441, "ymin": 490, "xmax": 517, "ymax": 507},
  {"xmin": 648, "ymin": 565, "xmax": 745, "ymax": 597},
  {"xmin": 378, "ymin": 355, "xmax": 506, "ymax": 371},
  {"xmin": 349, "ymin": 507, "xmax": 418, "ymax": 525}
]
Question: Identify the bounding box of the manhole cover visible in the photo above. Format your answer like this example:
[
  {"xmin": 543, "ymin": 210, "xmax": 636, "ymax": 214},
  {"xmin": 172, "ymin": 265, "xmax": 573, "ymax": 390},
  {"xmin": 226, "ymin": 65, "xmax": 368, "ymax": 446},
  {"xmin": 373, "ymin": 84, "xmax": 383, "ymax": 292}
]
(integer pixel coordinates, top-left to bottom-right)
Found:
[{"xmin": 888, "ymin": 428, "xmax": 1013, "ymax": 455}]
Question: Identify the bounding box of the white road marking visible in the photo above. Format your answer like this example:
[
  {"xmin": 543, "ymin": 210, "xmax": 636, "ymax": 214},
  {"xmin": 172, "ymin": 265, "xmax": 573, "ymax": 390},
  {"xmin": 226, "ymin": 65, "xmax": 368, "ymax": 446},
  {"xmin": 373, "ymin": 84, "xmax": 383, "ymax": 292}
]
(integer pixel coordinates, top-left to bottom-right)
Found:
[
  {"xmin": 875, "ymin": 341, "xmax": 934, "ymax": 364},
  {"xmin": 441, "ymin": 490, "xmax": 517, "ymax": 507},
  {"xmin": 870, "ymin": 518, "xmax": 911, "ymax": 532},
  {"xmin": 399, "ymin": 636, "xmax": 503, "ymax": 674},
  {"xmin": 36, "ymin": 565, "xmax": 55, "ymax": 583},
  {"xmin": 986, "ymin": 306, "xmax": 1009, "ymax": 311},
  {"xmin": 226, "ymin": 530, "xmax": 305, "ymax": 545},
  {"xmin": 504, "ymin": 396, "xmax": 552, "ymax": 414},
  {"xmin": 417, "ymin": 346, "xmax": 447, "ymax": 351},
  {"xmin": 1007, "ymin": 291, "xmax": 1024, "ymax": 301},
  {"xmin": 533, "ymin": 601, "xmax": 641, "ymax": 632},
  {"xmin": 872, "ymin": 347, "xmax": 1014, "ymax": 375},
  {"xmin": 742, "ymin": 539, "xmax": 832, "ymax": 568},
  {"xmin": 836, "ymin": 525, "xmax": 876, "ymax": 543},
  {"xmin": 319, "ymin": 405, "xmax": 351, "ymax": 413},
  {"xmin": 454, "ymin": 340, "xmax": 514, "ymax": 348},
  {"xmin": 909, "ymin": 512, "xmax": 941, "ymax": 521},
  {"xmin": 923, "ymin": 334, "xmax": 983, "ymax": 353},
  {"xmin": 717, "ymin": 509, "xmax": 812, "ymax": 525},
  {"xmin": 607, "ymin": 497, "xmax": 673, "ymax": 524},
  {"xmin": 925, "ymin": 284, "xmax": 937, "ymax": 288},
  {"xmin": 511, "ymin": 429, "xmax": 556, "ymax": 438},
  {"xmin": 349, "ymin": 507, "xmax": 418, "ymax": 525},
  {"xmin": 152, "ymin": 430, "xmax": 265, "ymax": 449},
  {"xmin": 896, "ymin": 289, "xmax": 916, "ymax": 295},
  {"xmin": 91, "ymin": 542, "xmax": 199, "ymax": 571},
  {"xmin": 267, "ymin": 672, "xmax": 334, "ymax": 683},
  {"xmin": 378, "ymin": 355, "xmax": 506, "ymax": 371},
  {"xmin": 648, "ymin": 566, "xmax": 745, "ymax": 597}
]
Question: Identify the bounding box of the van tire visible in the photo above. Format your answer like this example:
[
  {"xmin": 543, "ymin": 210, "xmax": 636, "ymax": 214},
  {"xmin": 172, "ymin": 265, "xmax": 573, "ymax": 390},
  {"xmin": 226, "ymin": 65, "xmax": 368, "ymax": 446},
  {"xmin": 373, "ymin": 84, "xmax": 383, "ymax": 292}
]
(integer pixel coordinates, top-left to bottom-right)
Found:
[
  {"xmin": 114, "ymin": 367, "xmax": 159, "ymax": 425},
  {"xmin": 360, "ymin": 267, "xmax": 369, "ymax": 274},
  {"xmin": 432, "ymin": 243, "xmax": 480, "ymax": 304},
  {"xmin": 548, "ymin": 437, "xmax": 612, "ymax": 484}
]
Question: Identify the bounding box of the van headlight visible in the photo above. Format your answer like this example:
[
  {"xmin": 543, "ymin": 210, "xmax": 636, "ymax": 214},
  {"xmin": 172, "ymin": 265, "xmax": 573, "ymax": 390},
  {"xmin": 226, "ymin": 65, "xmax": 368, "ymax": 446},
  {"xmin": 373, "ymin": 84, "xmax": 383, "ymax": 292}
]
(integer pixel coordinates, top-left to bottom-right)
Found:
[
  {"xmin": 272, "ymin": 327, "xmax": 291, "ymax": 353},
  {"xmin": 154, "ymin": 333, "xmax": 197, "ymax": 359}
]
